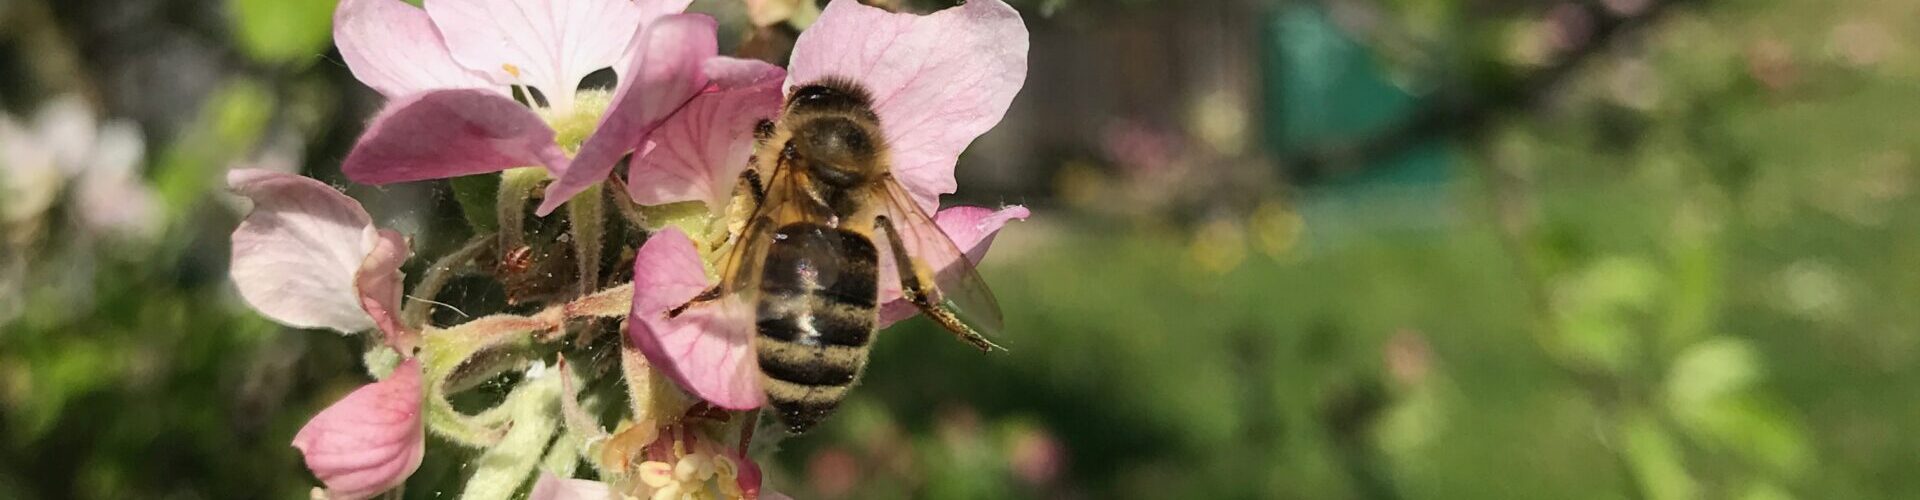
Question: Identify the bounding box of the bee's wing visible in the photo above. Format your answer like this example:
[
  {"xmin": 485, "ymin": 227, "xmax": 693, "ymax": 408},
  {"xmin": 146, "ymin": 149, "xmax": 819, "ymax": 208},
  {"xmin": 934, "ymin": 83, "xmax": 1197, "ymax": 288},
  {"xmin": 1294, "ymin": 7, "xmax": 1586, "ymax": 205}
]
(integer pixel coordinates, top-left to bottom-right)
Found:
[{"xmin": 873, "ymin": 177, "xmax": 1006, "ymax": 337}]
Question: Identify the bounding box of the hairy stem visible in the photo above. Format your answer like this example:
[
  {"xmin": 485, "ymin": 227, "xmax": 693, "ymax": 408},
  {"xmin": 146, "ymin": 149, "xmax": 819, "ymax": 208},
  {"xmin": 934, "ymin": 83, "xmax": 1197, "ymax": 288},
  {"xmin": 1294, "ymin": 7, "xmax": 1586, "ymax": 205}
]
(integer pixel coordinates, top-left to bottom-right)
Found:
[
  {"xmin": 404, "ymin": 233, "xmax": 497, "ymax": 330},
  {"xmin": 497, "ymin": 167, "xmax": 549, "ymax": 255},
  {"xmin": 568, "ymin": 185, "xmax": 605, "ymax": 296}
]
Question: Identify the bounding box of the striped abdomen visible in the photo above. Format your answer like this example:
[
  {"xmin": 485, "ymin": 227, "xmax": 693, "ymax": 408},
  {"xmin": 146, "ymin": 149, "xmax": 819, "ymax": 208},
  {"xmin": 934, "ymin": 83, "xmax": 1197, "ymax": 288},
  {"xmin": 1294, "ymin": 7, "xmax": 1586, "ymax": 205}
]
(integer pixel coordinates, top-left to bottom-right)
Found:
[{"xmin": 756, "ymin": 222, "xmax": 879, "ymax": 433}]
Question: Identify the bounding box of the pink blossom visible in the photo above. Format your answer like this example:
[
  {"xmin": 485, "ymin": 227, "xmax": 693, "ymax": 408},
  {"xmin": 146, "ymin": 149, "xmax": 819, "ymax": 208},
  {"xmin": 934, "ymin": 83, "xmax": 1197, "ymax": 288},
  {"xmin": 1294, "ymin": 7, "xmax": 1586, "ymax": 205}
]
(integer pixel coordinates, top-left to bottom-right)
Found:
[
  {"xmin": 627, "ymin": 0, "xmax": 1032, "ymax": 411},
  {"xmin": 331, "ymin": 0, "xmax": 784, "ymax": 215},
  {"xmin": 293, "ymin": 358, "xmax": 427, "ymax": 500},
  {"xmin": 228, "ymin": 169, "xmax": 413, "ymax": 350},
  {"xmin": 229, "ymin": 169, "xmax": 429, "ymax": 497}
]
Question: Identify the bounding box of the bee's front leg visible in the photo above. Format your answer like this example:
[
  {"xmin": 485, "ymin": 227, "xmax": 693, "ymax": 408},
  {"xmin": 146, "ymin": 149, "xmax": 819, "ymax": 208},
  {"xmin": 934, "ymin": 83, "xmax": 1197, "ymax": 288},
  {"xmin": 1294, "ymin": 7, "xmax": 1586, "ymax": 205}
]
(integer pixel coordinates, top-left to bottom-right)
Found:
[
  {"xmin": 874, "ymin": 215, "xmax": 1003, "ymax": 352},
  {"xmin": 668, "ymin": 286, "xmax": 724, "ymax": 318}
]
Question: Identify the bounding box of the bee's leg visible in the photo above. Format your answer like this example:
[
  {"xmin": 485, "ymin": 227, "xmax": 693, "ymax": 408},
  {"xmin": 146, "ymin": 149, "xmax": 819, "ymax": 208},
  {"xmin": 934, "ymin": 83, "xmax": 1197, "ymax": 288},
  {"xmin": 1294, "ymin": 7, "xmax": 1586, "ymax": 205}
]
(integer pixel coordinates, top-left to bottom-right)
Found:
[
  {"xmin": 668, "ymin": 285, "xmax": 724, "ymax": 318},
  {"xmin": 873, "ymin": 215, "xmax": 1003, "ymax": 352},
  {"xmin": 740, "ymin": 168, "xmax": 766, "ymax": 205}
]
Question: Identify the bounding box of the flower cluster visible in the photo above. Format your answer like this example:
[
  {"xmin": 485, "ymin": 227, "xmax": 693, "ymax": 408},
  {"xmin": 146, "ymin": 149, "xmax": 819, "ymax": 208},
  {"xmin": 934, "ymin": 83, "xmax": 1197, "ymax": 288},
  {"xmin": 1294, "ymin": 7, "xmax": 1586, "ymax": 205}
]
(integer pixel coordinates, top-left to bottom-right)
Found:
[
  {"xmin": 0, "ymin": 96, "xmax": 162, "ymax": 322},
  {"xmin": 226, "ymin": 0, "xmax": 1030, "ymax": 498}
]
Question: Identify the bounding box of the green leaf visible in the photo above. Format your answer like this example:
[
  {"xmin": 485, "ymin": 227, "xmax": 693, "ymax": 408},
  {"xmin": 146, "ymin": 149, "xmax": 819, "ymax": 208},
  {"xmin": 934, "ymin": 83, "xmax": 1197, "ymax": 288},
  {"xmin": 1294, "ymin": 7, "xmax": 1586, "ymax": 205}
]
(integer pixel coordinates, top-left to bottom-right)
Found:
[
  {"xmin": 1621, "ymin": 414, "xmax": 1697, "ymax": 500},
  {"xmin": 153, "ymin": 79, "xmax": 273, "ymax": 216},
  {"xmin": 228, "ymin": 0, "xmax": 338, "ymax": 66}
]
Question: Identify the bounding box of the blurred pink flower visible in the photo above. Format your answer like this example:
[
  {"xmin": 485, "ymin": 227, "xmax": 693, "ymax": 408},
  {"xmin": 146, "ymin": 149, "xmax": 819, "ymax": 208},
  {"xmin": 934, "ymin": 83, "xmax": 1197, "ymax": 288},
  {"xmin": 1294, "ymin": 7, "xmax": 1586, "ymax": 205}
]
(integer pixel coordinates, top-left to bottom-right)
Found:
[
  {"xmin": 805, "ymin": 447, "xmax": 861, "ymax": 498},
  {"xmin": 627, "ymin": 0, "xmax": 1032, "ymax": 410},
  {"xmin": 0, "ymin": 96, "xmax": 160, "ymax": 239},
  {"xmin": 1007, "ymin": 426, "xmax": 1066, "ymax": 487},
  {"xmin": 229, "ymin": 168, "xmax": 427, "ymax": 498},
  {"xmin": 1099, "ymin": 119, "xmax": 1183, "ymax": 179},
  {"xmin": 331, "ymin": 0, "xmax": 783, "ymax": 215}
]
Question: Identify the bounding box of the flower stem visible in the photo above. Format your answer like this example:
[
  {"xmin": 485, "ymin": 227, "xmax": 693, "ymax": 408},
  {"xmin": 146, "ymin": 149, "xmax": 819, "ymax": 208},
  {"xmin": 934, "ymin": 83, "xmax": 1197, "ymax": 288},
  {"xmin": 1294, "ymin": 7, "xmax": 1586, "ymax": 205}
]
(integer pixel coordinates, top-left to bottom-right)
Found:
[
  {"xmin": 567, "ymin": 185, "xmax": 605, "ymax": 296},
  {"xmin": 497, "ymin": 167, "xmax": 549, "ymax": 256},
  {"xmin": 404, "ymin": 233, "xmax": 496, "ymax": 330}
]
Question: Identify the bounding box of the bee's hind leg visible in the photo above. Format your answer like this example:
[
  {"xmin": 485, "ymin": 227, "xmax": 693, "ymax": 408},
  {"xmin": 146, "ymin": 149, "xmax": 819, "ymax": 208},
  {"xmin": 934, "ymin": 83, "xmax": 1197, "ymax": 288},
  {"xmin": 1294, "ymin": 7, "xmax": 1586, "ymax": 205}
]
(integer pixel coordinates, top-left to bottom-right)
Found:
[
  {"xmin": 912, "ymin": 293, "xmax": 1003, "ymax": 352},
  {"xmin": 874, "ymin": 215, "xmax": 1004, "ymax": 353}
]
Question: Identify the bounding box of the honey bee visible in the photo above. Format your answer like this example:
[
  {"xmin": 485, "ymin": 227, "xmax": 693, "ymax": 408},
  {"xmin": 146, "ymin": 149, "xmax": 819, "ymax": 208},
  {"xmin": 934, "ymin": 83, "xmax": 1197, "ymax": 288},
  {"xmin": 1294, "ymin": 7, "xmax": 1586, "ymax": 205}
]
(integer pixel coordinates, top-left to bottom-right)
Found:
[{"xmin": 674, "ymin": 78, "xmax": 1005, "ymax": 434}]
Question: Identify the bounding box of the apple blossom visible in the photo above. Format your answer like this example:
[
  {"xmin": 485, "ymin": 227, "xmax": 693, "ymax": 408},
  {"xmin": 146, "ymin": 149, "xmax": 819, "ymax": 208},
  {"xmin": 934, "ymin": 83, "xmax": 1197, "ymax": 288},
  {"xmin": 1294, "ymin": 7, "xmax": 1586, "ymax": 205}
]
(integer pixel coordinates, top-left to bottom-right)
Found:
[{"xmin": 627, "ymin": 0, "xmax": 1031, "ymax": 412}]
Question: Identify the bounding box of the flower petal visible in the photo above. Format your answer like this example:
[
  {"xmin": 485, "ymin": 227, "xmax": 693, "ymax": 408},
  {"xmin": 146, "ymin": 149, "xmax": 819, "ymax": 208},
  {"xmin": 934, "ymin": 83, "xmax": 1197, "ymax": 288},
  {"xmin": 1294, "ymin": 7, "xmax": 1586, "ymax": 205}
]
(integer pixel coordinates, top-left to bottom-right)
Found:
[
  {"xmin": 787, "ymin": 0, "xmax": 1028, "ymax": 211},
  {"xmin": 341, "ymin": 89, "xmax": 567, "ymax": 185},
  {"xmin": 293, "ymin": 358, "xmax": 425, "ymax": 500},
  {"xmin": 542, "ymin": 14, "xmax": 716, "ymax": 215},
  {"xmin": 355, "ymin": 228, "xmax": 413, "ymax": 352},
  {"xmin": 425, "ymin": 0, "xmax": 683, "ymax": 107},
  {"xmin": 627, "ymin": 57, "xmax": 785, "ymax": 208},
  {"xmin": 627, "ymin": 228, "xmax": 765, "ymax": 410},
  {"xmin": 334, "ymin": 0, "xmax": 495, "ymax": 98},
  {"xmin": 877, "ymin": 205, "xmax": 1029, "ymax": 327},
  {"xmin": 529, "ymin": 472, "xmax": 612, "ymax": 500},
  {"xmin": 229, "ymin": 169, "xmax": 377, "ymax": 333}
]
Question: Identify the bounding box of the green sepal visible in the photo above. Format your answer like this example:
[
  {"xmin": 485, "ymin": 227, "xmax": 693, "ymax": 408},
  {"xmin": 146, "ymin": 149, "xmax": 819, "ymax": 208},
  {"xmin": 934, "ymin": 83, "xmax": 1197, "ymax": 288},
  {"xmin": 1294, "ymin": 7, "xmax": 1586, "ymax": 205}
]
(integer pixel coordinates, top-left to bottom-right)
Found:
[
  {"xmin": 451, "ymin": 174, "xmax": 501, "ymax": 233},
  {"xmin": 419, "ymin": 315, "xmax": 547, "ymax": 448}
]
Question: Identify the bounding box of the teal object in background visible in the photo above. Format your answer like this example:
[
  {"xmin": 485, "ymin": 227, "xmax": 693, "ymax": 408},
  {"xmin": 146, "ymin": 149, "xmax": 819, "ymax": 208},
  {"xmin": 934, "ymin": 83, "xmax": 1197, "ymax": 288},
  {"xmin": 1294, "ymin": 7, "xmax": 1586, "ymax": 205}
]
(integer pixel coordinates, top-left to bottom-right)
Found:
[{"xmin": 1263, "ymin": 4, "xmax": 1458, "ymax": 243}]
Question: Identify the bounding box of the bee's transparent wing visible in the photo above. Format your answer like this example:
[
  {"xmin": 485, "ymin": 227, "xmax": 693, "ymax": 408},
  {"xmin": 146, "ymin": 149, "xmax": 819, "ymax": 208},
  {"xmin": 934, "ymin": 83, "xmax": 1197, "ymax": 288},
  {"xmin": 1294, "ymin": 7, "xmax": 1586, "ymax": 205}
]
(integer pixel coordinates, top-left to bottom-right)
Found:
[
  {"xmin": 873, "ymin": 178, "xmax": 1005, "ymax": 338},
  {"xmin": 685, "ymin": 156, "xmax": 810, "ymax": 315}
]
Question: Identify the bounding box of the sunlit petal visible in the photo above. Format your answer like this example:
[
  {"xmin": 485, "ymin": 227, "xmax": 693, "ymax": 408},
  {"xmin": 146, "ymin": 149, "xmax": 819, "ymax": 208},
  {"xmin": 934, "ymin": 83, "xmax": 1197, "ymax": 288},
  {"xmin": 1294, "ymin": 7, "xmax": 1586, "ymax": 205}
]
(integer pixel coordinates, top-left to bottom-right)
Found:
[
  {"xmin": 334, "ymin": 0, "xmax": 495, "ymax": 98},
  {"xmin": 425, "ymin": 0, "xmax": 683, "ymax": 106}
]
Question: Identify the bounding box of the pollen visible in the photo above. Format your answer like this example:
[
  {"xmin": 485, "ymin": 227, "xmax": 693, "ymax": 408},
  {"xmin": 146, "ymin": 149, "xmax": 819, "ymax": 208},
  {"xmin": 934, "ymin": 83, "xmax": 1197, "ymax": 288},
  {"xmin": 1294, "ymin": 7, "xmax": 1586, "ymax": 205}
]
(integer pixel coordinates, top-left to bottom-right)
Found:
[{"xmin": 503, "ymin": 63, "xmax": 522, "ymax": 78}]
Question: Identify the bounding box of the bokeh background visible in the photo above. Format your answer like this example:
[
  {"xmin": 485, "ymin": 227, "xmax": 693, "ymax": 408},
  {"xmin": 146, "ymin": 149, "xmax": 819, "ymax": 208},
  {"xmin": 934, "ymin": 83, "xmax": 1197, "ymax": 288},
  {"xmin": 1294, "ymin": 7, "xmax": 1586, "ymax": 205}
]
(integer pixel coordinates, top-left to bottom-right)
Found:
[{"xmin": 3, "ymin": 0, "xmax": 1917, "ymax": 498}]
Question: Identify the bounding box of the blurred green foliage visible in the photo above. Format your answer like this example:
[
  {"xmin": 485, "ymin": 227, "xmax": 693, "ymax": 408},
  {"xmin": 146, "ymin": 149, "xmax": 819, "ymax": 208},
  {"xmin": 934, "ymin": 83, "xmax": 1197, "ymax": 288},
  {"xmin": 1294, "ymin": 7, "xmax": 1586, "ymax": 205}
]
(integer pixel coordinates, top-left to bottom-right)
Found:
[{"xmin": 3, "ymin": 0, "xmax": 1919, "ymax": 498}]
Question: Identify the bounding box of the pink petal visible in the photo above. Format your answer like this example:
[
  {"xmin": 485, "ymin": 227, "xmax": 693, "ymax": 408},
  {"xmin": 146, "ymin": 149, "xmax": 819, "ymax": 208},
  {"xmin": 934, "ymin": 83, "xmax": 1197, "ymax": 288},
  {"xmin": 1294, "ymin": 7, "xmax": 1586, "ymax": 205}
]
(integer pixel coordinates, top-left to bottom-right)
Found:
[
  {"xmin": 424, "ymin": 0, "xmax": 684, "ymax": 107},
  {"xmin": 541, "ymin": 14, "xmax": 717, "ymax": 215},
  {"xmin": 341, "ymin": 89, "xmax": 567, "ymax": 185},
  {"xmin": 529, "ymin": 472, "xmax": 612, "ymax": 500},
  {"xmin": 293, "ymin": 358, "xmax": 425, "ymax": 500},
  {"xmin": 627, "ymin": 57, "xmax": 785, "ymax": 208},
  {"xmin": 786, "ymin": 0, "xmax": 1028, "ymax": 211},
  {"xmin": 334, "ymin": 0, "xmax": 495, "ymax": 98},
  {"xmin": 355, "ymin": 228, "xmax": 414, "ymax": 352},
  {"xmin": 627, "ymin": 228, "xmax": 765, "ymax": 410},
  {"xmin": 877, "ymin": 205, "xmax": 1029, "ymax": 327},
  {"xmin": 229, "ymin": 169, "xmax": 378, "ymax": 333}
]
